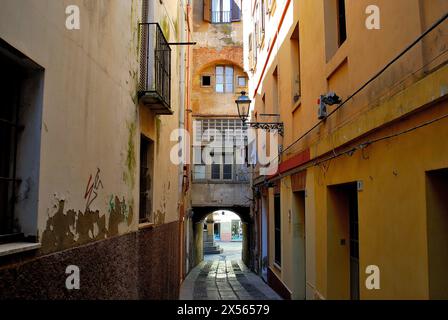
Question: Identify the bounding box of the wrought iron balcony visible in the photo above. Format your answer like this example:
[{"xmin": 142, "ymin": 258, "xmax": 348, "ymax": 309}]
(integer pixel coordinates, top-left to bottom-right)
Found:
[
  {"xmin": 138, "ymin": 23, "xmax": 172, "ymax": 115},
  {"xmin": 212, "ymin": 11, "xmax": 231, "ymax": 24}
]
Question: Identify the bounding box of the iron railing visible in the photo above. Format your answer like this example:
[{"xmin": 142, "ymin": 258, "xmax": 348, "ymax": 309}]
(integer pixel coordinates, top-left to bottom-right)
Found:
[
  {"xmin": 139, "ymin": 23, "xmax": 171, "ymax": 113},
  {"xmin": 212, "ymin": 11, "xmax": 231, "ymax": 24}
]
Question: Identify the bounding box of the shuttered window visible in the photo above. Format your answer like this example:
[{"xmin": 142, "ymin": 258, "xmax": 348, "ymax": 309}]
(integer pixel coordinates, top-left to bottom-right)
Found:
[{"xmin": 204, "ymin": 0, "xmax": 241, "ymax": 23}]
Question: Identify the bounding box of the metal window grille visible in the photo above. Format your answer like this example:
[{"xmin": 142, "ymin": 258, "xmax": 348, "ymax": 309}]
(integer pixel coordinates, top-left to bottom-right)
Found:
[
  {"xmin": 0, "ymin": 65, "xmax": 22, "ymax": 239},
  {"xmin": 139, "ymin": 23, "xmax": 172, "ymax": 111}
]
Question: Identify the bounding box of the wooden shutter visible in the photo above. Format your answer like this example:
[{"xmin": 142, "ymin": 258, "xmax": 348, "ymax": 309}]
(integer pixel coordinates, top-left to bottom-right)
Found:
[
  {"xmin": 231, "ymin": 0, "xmax": 241, "ymax": 21},
  {"xmin": 204, "ymin": 0, "xmax": 211, "ymax": 22},
  {"xmin": 248, "ymin": 33, "xmax": 253, "ymax": 69}
]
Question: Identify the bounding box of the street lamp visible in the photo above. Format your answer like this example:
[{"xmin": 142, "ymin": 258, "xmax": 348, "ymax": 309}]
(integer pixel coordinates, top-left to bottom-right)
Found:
[
  {"xmin": 235, "ymin": 91, "xmax": 251, "ymax": 124},
  {"xmin": 235, "ymin": 91, "xmax": 284, "ymax": 135}
]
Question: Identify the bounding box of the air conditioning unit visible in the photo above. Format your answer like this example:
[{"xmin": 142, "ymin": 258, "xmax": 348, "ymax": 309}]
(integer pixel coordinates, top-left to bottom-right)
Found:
[
  {"xmin": 318, "ymin": 92, "xmax": 342, "ymax": 120},
  {"xmin": 318, "ymin": 96, "xmax": 327, "ymax": 120}
]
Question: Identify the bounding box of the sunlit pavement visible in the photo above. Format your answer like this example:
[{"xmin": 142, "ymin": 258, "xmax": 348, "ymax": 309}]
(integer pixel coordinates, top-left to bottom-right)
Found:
[
  {"xmin": 204, "ymin": 241, "xmax": 243, "ymax": 262},
  {"xmin": 180, "ymin": 242, "xmax": 281, "ymax": 300}
]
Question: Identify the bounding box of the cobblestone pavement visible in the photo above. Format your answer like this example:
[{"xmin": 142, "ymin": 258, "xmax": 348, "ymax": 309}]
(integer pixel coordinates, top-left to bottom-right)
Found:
[{"xmin": 179, "ymin": 259, "xmax": 282, "ymax": 300}]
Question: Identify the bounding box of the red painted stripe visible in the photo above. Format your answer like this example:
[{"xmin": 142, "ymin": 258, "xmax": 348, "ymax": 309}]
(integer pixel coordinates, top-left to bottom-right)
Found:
[
  {"xmin": 253, "ymin": 0, "xmax": 292, "ymax": 99},
  {"xmin": 267, "ymin": 148, "xmax": 311, "ymax": 180}
]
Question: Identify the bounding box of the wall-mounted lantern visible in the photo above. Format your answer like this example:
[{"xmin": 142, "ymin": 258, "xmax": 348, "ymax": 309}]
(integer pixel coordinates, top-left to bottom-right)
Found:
[{"xmin": 235, "ymin": 91, "xmax": 284, "ymax": 136}]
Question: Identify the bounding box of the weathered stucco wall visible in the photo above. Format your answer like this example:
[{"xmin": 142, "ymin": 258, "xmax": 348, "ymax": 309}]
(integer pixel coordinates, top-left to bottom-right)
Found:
[
  {"xmin": 0, "ymin": 0, "xmax": 143, "ymax": 253},
  {"xmin": 191, "ymin": 183, "xmax": 251, "ymax": 207},
  {"xmin": 0, "ymin": 0, "xmax": 188, "ymax": 254},
  {"xmin": 0, "ymin": 220, "xmax": 180, "ymax": 299},
  {"xmin": 245, "ymin": 0, "xmax": 448, "ymax": 300}
]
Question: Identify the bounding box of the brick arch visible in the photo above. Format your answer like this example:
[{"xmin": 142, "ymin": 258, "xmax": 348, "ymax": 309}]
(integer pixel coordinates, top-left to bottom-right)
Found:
[{"xmin": 192, "ymin": 46, "xmax": 245, "ymax": 75}]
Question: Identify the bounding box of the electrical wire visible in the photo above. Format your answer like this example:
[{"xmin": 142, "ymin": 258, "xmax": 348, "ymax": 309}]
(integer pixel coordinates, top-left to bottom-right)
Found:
[
  {"xmin": 266, "ymin": 12, "xmax": 448, "ymax": 167},
  {"xmin": 274, "ymin": 112, "xmax": 448, "ymax": 182}
]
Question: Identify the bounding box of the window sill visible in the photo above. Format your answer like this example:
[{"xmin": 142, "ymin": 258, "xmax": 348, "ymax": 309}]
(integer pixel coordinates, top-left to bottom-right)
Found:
[
  {"xmin": 192, "ymin": 180, "xmax": 249, "ymax": 185},
  {"xmin": 326, "ymin": 42, "xmax": 348, "ymax": 80},
  {"xmin": 138, "ymin": 222, "xmax": 155, "ymax": 230},
  {"xmin": 0, "ymin": 242, "xmax": 41, "ymax": 257},
  {"xmin": 273, "ymin": 262, "xmax": 282, "ymax": 272},
  {"xmin": 292, "ymin": 97, "xmax": 302, "ymax": 113}
]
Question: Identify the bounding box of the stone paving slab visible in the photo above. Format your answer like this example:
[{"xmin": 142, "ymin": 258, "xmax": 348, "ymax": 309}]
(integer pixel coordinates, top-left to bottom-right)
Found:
[{"xmin": 179, "ymin": 258, "xmax": 282, "ymax": 300}]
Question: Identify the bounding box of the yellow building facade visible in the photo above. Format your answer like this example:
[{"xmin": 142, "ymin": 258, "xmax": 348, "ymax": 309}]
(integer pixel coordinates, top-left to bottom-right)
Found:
[
  {"xmin": 184, "ymin": 0, "xmax": 253, "ymax": 271},
  {"xmin": 244, "ymin": 0, "xmax": 448, "ymax": 299}
]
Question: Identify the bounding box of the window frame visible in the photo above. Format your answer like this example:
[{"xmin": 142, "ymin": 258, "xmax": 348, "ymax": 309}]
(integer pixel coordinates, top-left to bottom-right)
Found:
[
  {"xmin": 201, "ymin": 74, "xmax": 212, "ymax": 87},
  {"xmin": 337, "ymin": 0, "xmax": 347, "ymax": 46},
  {"xmin": 0, "ymin": 67, "xmax": 21, "ymax": 239},
  {"xmin": 237, "ymin": 75, "xmax": 247, "ymax": 87},
  {"xmin": 139, "ymin": 135, "xmax": 154, "ymax": 224},
  {"xmin": 215, "ymin": 65, "xmax": 234, "ymax": 93},
  {"xmin": 211, "ymin": 0, "xmax": 232, "ymax": 24}
]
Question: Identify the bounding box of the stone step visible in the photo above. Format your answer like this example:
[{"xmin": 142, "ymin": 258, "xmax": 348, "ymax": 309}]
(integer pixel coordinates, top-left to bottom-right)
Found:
[{"xmin": 204, "ymin": 247, "xmax": 223, "ymax": 254}]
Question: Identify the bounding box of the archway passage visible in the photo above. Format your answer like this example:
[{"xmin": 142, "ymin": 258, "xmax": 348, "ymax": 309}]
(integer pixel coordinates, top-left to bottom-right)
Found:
[
  {"xmin": 188, "ymin": 206, "xmax": 252, "ymax": 271},
  {"xmin": 203, "ymin": 210, "xmax": 243, "ymax": 261},
  {"xmin": 180, "ymin": 206, "xmax": 282, "ymax": 300}
]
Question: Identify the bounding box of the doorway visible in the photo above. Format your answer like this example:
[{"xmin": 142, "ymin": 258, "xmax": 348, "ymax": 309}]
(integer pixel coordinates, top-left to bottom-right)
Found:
[
  {"xmin": 327, "ymin": 182, "xmax": 359, "ymax": 300},
  {"xmin": 292, "ymin": 191, "xmax": 306, "ymax": 300},
  {"xmin": 261, "ymin": 196, "xmax": 268, "ymax": 282},
  {"xmin": 426, "ymin": 168, "xmax": 448, "ymax": 299}
]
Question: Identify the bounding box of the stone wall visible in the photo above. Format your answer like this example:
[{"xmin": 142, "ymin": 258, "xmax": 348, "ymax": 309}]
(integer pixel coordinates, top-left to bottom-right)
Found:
[{"xmin": 0, "ymin": 221, "xmax": 180, "ymax": 300}]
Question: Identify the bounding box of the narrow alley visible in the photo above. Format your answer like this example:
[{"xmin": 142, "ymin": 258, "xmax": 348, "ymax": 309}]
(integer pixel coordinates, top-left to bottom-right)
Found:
[
  {"xmin": 180, "ymin": 242, "xmax": 281, "ymax": 300},
  {"xmin": 1, "ymin": 0, "xmax": 448, "ymax": 304}
]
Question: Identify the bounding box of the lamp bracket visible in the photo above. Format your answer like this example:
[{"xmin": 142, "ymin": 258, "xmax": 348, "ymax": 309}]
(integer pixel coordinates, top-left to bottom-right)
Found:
[{"xmin": 244, "ymin": 122, "xmax": 284, "ymax": 136}]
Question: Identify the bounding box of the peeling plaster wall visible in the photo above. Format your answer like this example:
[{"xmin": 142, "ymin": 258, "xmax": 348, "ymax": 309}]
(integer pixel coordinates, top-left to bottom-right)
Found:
[
  {"xmin": 193, "ymin": 0, "xmax": 243, "ymax": 49},
  {"xmin": 0, "ymin": 0, "xmax": 144, "ymax": 253},
  {"xmin": 0, "ymin": 0, "xmax": 188, "ymax": 255},
  {"xmin": 139, "ymin": 0, "xmax": 186, "ymax": 225},
  {"xmin": 191, "ymin": 183, "xmax": 251, "ymax": 207},
  {"xmin": 0, "ymin": 221, "xmax": 180, "ymax": 299}
]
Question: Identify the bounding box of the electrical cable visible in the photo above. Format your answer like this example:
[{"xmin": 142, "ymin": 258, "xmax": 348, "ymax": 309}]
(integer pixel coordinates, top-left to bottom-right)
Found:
[{"xmin": 266, "ymin": 12, "xmax": 448, "ymax": 167}]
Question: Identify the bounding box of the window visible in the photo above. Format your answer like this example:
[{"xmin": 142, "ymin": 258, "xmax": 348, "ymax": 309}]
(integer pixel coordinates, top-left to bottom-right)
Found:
[
  {"xmin": 248, "ymin": 32, "xmax": 254, "ymax": 70},
  {"xmin": 223, "ymin": 164, "xmax": 232, "ymax": 180},
  {"xmin": 212, "ymin": 0, "xmax": 231, "ymax": 23},
  {"xmin": 237, "ymin": 76, "xmax": 247, "ymax": 87},
  {"xmin": 193, "ymin": 119, "xmax": 248, "ymax": 182},
  {"xmin": 204, "ymin": 0, "xmax": 241, "ymax": 23},
  {"xmin": 290, "ymin": 22, "xmax": 301, "ymax": 103},
  {"xmin": 139, "ymin": 136, "xmax": 154, "ymax": 223},
  {"xmin": 211, "ymin": 151, "xmax": 233, "ymax": 181},
  {"xmin": 195, "ymin": 119, "xmax": 247, "ymax": 145},
  {"xmin": 337, "ymin": 0, "xmax": 347, "ymax": 46},
  {"xmin": 274, "ymin": 193, "xmax": 281, "ymax": 266},
  {"xmin": 193, "ymin": 146, "xmax": 206, "ymax": 180},
  {"xmin": 0, "ymin": 39, "xmax": 43, "ymax": 243},
  {"xmin": 272, "ymin": 67, "xmax": 279, "ymax": 114},
  {"xmin": 216, "ymin": 66, "xmax": 234, "ymax": 93},
  {"xmin": 211, "ymin": 163, "xmax": 221, "ymax": 180},
  {"xmin": 201, "ymin": 75, "xmax": 211, "ymax": 87},
  {"xmin": 324, "ymin": 0, "xmax": 347, "ymax": 60},
  {"xmin": 0, "ymin": 57, "xmax": 21, "ymax": 238},
  {"xmin": 255, "ymin": 0, "xmax": 266, "ymax": 47}
]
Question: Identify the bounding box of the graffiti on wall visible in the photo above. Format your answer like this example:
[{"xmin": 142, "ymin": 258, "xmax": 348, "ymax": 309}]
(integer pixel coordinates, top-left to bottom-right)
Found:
[
  {"xmin": 84, "ymin": 168, "xmax": 103, "ymax": 211},
  {"xmin": 41, "ymin": 167, "xmax": 134, "ymax": 254}
]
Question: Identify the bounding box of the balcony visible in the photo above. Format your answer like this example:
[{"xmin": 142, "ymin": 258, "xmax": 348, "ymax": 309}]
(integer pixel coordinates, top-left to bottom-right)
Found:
[
  {"xmin": 138, "ymin": 23, "xmax": 172, "ymax": 115},
  {"xmin": 211, "ymin": 11, "xmax": 231, "ymax": 24}
]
